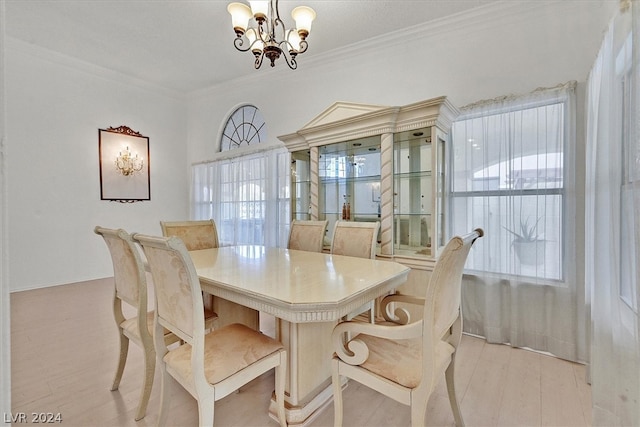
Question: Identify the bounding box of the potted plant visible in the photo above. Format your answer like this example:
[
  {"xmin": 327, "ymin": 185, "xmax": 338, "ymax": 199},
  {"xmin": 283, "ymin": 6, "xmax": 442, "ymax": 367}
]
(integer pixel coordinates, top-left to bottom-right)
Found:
[{"xmin": 504, "ymin": 216, "xmax": 546, "ymax": 266}]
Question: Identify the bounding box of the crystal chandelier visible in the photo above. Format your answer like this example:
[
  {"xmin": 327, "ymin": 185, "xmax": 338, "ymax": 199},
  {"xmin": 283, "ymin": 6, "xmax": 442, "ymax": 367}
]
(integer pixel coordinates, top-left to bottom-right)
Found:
[
  {"xmin": 115, "ymin": 146, "xmax": 144, "ymax": 176},
  {"xmin": 227, "ymin": 0, "xmax": 316, "ymax": 69}
]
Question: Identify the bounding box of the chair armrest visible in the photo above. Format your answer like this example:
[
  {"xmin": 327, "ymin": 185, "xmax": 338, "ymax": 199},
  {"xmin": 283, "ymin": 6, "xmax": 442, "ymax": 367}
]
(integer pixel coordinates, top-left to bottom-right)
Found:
[
  {"xmin": 332, "ymin": 320, "xmax": 422, "ymax": 366},
  {"xmin": 380, "ymin": 294, "xmax": 426, "ymax": 324}
]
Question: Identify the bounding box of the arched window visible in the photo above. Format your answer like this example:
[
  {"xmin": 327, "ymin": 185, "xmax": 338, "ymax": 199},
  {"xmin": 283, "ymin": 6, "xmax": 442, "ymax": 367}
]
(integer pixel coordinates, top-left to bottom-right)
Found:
[
  {"xmin": 193, "ymin": 104, "xmax": 290, "ymax": 248},
  {"xmin": 220, "ymin": 104, "xmax": 267, "ymax": 152}
]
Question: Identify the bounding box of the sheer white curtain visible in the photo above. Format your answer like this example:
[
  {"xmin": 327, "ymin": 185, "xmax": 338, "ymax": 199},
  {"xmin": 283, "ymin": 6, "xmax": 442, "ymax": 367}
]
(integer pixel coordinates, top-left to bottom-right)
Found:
[
  {"xmin": 586, "ymin": 1, "xmax": 640, "ymax": 424},
  {"xmin": 191, "ymin": 146, "xmax": 291, "ymax": 248},
  {"xmin": 450, "ymin": 81, "xmax": 584, "ymax": 362}
]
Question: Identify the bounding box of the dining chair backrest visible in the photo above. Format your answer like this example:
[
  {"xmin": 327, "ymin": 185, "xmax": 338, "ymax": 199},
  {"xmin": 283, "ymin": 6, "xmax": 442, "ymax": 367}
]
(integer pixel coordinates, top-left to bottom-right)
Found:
[
  {"xmin": 330, "ymin": 220, "xmax": 380, "ymax": 259},
  {"xmin": 160, "ymin": 219, "xmax": 219, "ymax": 251},
  {"xmin": 94, "ymin": 226, "xmax": 146, "ymax": 314},
  {"xmin": 288, "ymin": 219, "xmax": 328, "ymax": 252},
  {"xmin": 134, "ymin": 234, "xmax": 201, "ymax": 345},
  {"xmin": 426, "ymin": 228, "xmax": 484, "ymax": 341}
]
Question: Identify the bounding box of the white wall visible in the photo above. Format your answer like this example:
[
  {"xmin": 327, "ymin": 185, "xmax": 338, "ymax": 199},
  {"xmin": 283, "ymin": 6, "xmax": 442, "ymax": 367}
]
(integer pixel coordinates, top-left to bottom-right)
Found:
[
  {"xmin": 6, "ymin": 40, "xmax": 190, "ymax": 292},
  {"xmin": 187, "ymin": 1, "xmax": 616, "ymax": 164},
  {"xmin": 1, "ymin": 0, "xmax": 11, "ymax": 415}
]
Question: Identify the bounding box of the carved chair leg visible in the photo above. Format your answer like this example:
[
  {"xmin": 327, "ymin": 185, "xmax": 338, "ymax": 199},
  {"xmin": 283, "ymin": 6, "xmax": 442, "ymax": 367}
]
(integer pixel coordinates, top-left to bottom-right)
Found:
[
  {"xmin": 197, "ymin": 400, "xmax": 215, "ymax": 427},
  {"xmin": 157, "ymin": 363, "xmax": 173, "ymax": 427},
  {"xmin": 445, "ymin": 354, "xmax": 465, "ymax": 427},
  {"xmin": 110, "ymin": 331, "xmax": 129, "ymax": 391},
  {"xmin": 410, "ymin": 394, "xmax": 428, "ymax": 427},
  {"xmin": 134, "ymin": 345, "xmax": 155, "ymax": 421}
]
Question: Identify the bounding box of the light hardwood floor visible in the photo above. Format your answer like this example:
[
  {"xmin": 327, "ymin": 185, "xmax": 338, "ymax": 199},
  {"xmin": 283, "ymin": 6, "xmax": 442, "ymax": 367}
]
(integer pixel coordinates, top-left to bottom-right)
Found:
[{"xmin": 11, "ymin": 278, "xmax": 592, "ymax": 426}]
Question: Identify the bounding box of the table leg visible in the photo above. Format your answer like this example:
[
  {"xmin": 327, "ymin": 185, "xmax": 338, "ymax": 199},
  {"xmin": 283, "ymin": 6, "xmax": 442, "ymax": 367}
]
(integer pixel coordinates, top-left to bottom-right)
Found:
[
  {"xmin": 269, "ymin": 320, "xmax": 341, "ymax": 426},
  {"xmin": 212, "ymin": 297, "xmax": 260, "ymax": 330}
]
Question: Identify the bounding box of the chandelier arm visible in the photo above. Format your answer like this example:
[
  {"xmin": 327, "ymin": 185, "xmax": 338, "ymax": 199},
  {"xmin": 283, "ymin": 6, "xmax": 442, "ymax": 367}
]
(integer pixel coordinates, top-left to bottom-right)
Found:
[
  {"xmin": 297, "ymin": 39, "xmax": 308, "ymax": 55},
  {"xmin": 279, "ymin": 47, "xmax": 298, "ymax": 70},
  {"xmin": 281, "ymin": 39, "xmax": 308, "ymax": 55},
  {"xmin": 234, "ymin": 32, "xmax": 269, "ymax": 54},
  {"xmin": 254, "ymin": 53, "xmax": 264, "ymax": 69},
  {"xmin": 285, "ymin": 56, "xmax": 298, "ymax": 70},
  {"xmin": 273, "ymin": 16, "xmax": 287, "ymax": 42},
  {"xmin": 273, "ymin": 0, "xmax": 282, "ymax": 22},
  {"xmin": 233, "ymin": 36, "xmax": 252, "ymax": 52}
]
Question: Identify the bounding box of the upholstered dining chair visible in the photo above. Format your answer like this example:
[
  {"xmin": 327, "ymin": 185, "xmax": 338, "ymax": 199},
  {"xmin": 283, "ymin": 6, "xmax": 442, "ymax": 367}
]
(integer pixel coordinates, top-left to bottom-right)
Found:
[
  {"xmin": 331, "ymin": 228, "xmax": 483, "ymax": 427},
  {"xmin": 331, "ymin": 220, "xmax": 381, "ymax": 322},
  {"xmin": 132, "ymin": 233, "xmax": 287, "ymax": 427},
  {"xmin": 330, "ymin": 220, "xmax": 379, "ymax": 260},
  {"xmin": 94, "ymin": 226, "xmax": 181, "ymax": 421},
  {"xmin": 288, "ymin": 219, "xmax": 328, "ymax": 252},
  {"xmin": 159, "ymin": 219, "xmax": 219, "ymax": 250},
  {"xmin": 160, "ymin": 219, "xmax": 220, "ymax": 315}
]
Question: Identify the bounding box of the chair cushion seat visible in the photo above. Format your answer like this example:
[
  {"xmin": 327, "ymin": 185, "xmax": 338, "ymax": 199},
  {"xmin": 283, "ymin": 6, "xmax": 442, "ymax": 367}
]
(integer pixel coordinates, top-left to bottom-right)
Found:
[
  {"xmin": 354, "ymin": 333, "xmax": 455, "ymax": 388},
  {"xmin": 163, "ymin": 323, "xmax": 284, "ymax": 386}
]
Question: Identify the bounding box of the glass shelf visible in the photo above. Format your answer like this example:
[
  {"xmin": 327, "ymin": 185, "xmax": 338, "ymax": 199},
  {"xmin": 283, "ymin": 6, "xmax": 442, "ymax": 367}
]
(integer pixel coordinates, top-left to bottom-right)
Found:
[
  {"xmin": 394, "ymin": 171, "xmax": 432, "ymax": 179},
  {"xmin": 394, "ymin": 127, "xmax": 435, "ymax": 256},
  {"xmin": 320, "ymin": 175, "xmax": 381, "ymax": 184}
]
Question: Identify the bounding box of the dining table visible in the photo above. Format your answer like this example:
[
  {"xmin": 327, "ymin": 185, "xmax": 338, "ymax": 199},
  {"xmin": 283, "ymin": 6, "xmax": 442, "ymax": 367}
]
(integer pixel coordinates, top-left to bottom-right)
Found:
[{"xmin": 188, "ymin": 245, "xmax": 410, "ymax": 427}]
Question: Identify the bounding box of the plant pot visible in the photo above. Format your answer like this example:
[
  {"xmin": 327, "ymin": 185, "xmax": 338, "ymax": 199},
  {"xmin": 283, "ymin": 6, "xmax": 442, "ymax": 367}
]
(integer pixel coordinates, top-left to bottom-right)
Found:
[{"xmin": 513, "ymin": 240, "xmax": 546, "ymax": 266}]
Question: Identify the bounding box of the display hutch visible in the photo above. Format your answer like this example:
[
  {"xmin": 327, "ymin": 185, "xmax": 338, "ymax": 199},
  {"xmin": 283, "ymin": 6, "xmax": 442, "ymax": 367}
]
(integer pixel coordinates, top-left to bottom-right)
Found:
[{"xmin": 279, "ymin": 96, "xmax": 459, "ymax": 272}]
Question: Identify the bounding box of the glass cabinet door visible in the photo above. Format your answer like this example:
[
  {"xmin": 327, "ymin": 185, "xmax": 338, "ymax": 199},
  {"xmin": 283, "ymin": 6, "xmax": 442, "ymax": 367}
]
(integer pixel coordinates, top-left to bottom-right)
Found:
[
  {"xmin": 319, "ymin": 135, "xmax": 381, "ymax": 242},
  {"xmin": 291, "ymin": 150, "xmax": 311, "ymax": 220},
  {"xmin": 393, "ymin": 128, "xmax": 434, "ymax": 256}
]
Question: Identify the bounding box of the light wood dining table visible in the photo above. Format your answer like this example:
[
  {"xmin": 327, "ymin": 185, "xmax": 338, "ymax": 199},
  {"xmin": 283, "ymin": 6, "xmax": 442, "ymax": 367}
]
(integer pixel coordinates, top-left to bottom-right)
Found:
[{"xmin": 188, "ymin": 245, "xmax": 410, "ymax": 426}]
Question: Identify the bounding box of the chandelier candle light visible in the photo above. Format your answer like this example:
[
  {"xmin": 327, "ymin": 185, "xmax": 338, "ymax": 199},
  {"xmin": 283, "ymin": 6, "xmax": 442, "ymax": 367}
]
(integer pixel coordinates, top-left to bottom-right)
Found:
[
  {"xmin": 227, "ymin": 0, "xmax": 316, "ymax": 69},
  {"xmin": 115, "ymin": 146, "xmax": 144, "ymax": 176}
]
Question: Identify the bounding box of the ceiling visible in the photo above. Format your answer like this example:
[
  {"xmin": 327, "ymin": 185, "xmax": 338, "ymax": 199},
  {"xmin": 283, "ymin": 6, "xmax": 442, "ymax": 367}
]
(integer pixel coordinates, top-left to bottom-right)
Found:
[{"xmin": 5, "ymin": 0, "xmax": 498, "ymax": 94}]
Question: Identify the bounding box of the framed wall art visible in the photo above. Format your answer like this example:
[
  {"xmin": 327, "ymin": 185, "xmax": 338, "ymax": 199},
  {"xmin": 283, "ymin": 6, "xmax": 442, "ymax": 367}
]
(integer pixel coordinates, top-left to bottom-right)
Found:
[{"xmin": 98, "ymin": 125, "xmax": 150, "ymax": 202}]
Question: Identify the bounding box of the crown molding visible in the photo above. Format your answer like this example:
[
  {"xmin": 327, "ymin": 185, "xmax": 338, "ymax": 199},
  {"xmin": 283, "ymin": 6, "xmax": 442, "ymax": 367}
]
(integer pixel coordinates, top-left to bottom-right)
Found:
[
  {"xmin": 7, "ymin": 37, "xmax": 187, "ymax": 103},
  {"xmin": 307, "ymin": 0, "xmax": 582, "ymax": 69}
]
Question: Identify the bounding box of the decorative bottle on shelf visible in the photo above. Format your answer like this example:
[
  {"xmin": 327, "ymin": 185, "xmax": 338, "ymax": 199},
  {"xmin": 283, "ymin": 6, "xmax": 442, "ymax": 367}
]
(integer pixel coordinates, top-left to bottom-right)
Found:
[
  {"xmin": 342, "ymin": 203, "xmax": 347, "ymax": 220},
  {"xmin": 346, "ymin": 202, "xmax": 351, "ymax": 220}
]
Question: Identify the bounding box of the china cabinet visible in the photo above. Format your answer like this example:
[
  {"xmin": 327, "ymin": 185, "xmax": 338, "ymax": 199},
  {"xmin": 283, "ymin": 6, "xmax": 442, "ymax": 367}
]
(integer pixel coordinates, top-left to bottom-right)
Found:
[{"xmin": 279, "ymin": 97, "xmax": 458, "ymax": 265}]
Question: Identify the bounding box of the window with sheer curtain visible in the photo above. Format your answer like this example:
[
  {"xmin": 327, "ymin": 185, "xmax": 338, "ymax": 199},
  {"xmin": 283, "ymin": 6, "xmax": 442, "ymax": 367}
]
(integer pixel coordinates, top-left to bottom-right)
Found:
[
  {"xmin": 618, "ymin": 32, "xmax": 637, "ymax": 312},
  {"xmin": 449, "ymin": 82, "xmax": 581, "ymax": 362},
  {"xmin": 451, "ymin": 86, "xmax": 573, "ymax": 284},
  {"xmin": 587, "ymin": 4, "xmax": 640, "ymax": 423},
  {"xmin": 191, "ymin": 147, "xmax": 290, "ymax": 247}
]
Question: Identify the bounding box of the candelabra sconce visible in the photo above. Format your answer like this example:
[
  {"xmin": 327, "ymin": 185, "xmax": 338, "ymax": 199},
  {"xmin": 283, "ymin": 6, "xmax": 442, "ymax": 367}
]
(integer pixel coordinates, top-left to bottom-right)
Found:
[
  {"xmin": 115, "ymin": 146, "xmax": 144, "ymax": 176},
  {"xmin": 99, "ymin": 125, "xmax": 150, "ymax": 203}
]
